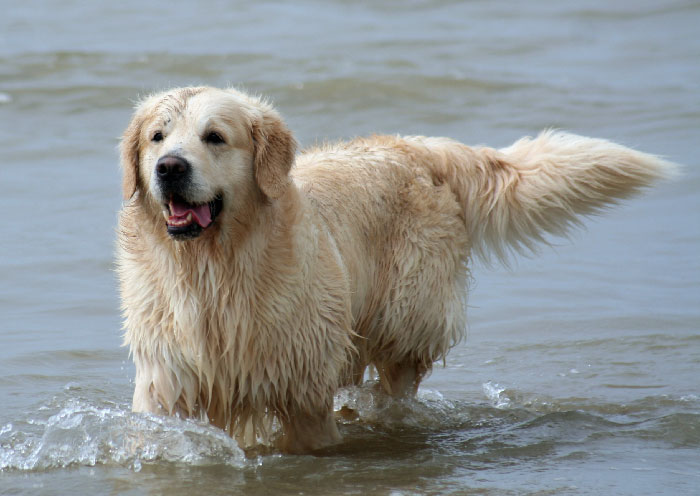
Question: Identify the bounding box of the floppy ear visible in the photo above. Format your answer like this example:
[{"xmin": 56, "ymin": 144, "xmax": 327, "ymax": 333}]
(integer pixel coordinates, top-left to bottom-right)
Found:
[
  {"xmin": 251, "ymin": 108, "xmax": 297, "ymax": 199},
  {"xmin": 120, "ymin": 112, "xmax": 144, "ymax": 201}
]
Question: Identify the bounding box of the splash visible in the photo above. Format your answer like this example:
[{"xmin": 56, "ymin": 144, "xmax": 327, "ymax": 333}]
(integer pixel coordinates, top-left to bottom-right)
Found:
[
  {"xmin": 482, "ymin": 381, "xmax": 512, "ymax": 409},
  {"xmin": 334, "ymin": 383, "xmax": 462, "ymax": 430},
  {"xmin": 0, "ymin": 397, "xmax": 245, "ymax": 472}
]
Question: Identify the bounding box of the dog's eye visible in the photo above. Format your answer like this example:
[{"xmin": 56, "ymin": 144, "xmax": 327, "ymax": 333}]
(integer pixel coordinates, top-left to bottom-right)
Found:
[
  {"xmin": 152, "ymin": 131, "xmax": 164, "ymax": 142},
  {"xmin": 205, "ymin": 131, "xmax": 225, "ymax": 145}
]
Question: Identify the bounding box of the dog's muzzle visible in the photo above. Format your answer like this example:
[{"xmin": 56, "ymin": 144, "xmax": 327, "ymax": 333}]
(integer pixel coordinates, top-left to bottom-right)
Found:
[
  {"xmin": 156, "ymin": 155, "xmax": 191, "ymax": 193},
  {"xmin": 156, "ymin": 155, "xmax": 223, "ymax": 240}
]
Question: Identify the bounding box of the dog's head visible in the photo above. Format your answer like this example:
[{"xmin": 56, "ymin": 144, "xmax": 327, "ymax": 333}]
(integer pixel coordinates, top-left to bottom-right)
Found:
[{"xmin": 120, "ymin": 87, "xmax": 296, "ymax": 240}]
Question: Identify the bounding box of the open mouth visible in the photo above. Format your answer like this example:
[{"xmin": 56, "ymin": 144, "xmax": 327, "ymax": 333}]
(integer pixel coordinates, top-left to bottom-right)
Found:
[{"xmin": 164, "ymin": 194, "xmax": 223, "ymax": 239}]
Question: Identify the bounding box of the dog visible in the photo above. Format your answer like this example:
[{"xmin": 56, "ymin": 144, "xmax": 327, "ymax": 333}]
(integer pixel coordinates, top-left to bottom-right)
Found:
[{"xmin": 117, "ymin": 86, "xmax": 676, "ymax": 453}]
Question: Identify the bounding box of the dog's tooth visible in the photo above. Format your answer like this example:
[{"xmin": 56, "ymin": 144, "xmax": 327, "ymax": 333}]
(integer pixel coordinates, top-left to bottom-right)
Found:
[{"xmin": 186, "ymin": 213, "xmax": 192, "ymax": 222}]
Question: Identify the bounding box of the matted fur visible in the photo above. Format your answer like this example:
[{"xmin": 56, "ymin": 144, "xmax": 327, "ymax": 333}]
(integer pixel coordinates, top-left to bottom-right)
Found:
[{"xmin": 117, "ymin": 86, "xmax": 676, "ymax": 453}]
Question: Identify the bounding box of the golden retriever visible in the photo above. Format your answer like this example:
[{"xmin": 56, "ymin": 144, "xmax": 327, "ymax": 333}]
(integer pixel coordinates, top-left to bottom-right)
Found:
[{"xmin": 117, "ymin": 86, "xmax": 675, "ymax": 453}]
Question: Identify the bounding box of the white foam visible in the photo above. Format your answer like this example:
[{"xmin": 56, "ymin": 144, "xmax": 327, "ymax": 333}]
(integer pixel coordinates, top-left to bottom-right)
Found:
[{"xmin": 0, "ymin": 93, "xmax": 11, "ymax": 104}]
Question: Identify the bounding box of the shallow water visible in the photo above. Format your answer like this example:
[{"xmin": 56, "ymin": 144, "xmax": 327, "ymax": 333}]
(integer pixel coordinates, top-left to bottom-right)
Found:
[{"xmin": 1, "ymin": 1, "xmax": 699, "ymax": 494}]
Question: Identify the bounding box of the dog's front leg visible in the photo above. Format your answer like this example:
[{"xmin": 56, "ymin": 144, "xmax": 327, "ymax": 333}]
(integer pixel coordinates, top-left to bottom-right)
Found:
[
  {"xmin": 131, "ymin": 379, "xmax": 162, "ymax": 414},
  {"xmin": 278, "ymin": 408, "xmax": 342, "ymax": 454}
]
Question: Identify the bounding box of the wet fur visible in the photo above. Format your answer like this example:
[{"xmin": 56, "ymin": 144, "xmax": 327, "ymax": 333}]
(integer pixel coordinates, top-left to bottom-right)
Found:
[{"xmin": 117, "ymin": 86, "xmax": 676, "ymax": 453}]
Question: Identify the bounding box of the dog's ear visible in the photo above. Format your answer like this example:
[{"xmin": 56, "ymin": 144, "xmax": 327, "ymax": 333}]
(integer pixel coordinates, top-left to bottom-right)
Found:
[
  {"xmin": 120, "ymin": 112, "xmax": 144, "ymax": 201},
  {"xmin": 251, "ymin": 108, "xmax": 296, "ymax": 199}
]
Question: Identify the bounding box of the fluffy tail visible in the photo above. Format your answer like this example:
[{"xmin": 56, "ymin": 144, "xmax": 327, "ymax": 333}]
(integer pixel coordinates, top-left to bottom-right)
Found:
[{"xmin": 415, "ymin": 131, "xmax": 679, "ymax": 263}]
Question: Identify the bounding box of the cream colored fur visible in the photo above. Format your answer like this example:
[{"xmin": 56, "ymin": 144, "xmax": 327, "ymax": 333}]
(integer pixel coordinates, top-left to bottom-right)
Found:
[{"xmin": 117, "ymin": 86, "xmax": 676, "ymax": 453}]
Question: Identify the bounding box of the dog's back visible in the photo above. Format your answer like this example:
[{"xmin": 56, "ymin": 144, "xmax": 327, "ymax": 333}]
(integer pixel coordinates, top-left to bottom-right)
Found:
[{"xmin": 293, "ymin": 132, "xmax": 676, "ymax": 394}]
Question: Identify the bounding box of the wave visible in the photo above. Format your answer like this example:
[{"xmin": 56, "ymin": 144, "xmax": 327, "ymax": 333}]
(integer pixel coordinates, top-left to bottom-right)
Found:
[{"xmin": 3, "ymin": 381, "xmax": 698, "ymax": 473}]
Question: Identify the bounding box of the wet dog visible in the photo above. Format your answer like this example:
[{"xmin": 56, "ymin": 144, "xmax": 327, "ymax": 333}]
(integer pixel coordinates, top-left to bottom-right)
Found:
[{"xmin": 117, "ymin": 86, "xmax": 675, "ymax": 453}]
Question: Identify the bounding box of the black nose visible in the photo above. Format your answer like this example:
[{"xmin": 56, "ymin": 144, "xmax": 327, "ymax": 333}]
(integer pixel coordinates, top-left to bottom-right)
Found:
[{"xmin": 156, "ymin": 155, "xmax": 190, "ymax": 182}]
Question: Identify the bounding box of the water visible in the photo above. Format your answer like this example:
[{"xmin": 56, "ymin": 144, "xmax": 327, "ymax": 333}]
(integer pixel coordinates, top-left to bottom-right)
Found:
[{"xmin": 1, "ymin": 0, "xmax": 699, "ymax": 494}]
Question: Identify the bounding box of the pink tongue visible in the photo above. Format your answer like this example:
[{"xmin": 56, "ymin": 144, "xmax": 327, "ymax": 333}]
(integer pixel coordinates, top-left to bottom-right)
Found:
[{"xmin": 169, "ymin": 200, "xmax": 212, "ymax": 228}]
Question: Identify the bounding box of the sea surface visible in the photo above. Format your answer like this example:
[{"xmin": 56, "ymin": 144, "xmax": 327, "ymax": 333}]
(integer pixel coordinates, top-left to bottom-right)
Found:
[{"xmin": 1, "ymin": 1, "xmax": 699, "ymax": 494}]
